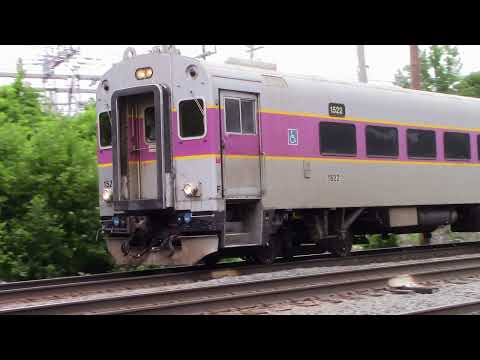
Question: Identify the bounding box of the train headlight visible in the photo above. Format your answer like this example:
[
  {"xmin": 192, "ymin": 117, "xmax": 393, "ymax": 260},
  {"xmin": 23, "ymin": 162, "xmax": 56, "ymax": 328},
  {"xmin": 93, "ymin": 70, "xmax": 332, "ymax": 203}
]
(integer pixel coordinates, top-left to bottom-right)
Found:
[
  {"xmin": 135, "ymin": 67, "xmax": 153, "ymax": 80},
  {"xmin": 102, "ymin": 188, "xmax": 113, "ymax": 203},
  {"xmin": 183, "ymin": 183, "xmax": 200, "ymax": 197}
]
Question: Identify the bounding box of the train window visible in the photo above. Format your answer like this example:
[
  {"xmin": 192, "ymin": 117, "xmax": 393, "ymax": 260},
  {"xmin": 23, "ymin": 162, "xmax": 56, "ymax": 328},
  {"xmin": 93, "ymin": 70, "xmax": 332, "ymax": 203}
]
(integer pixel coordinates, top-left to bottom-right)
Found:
[
  {"xmin": 225, "ymin": 98, "xmax": 241, "ymax": 133},
  {"xmin": 407, "ymin": 129, "xmax": 436, "ymax": 159},
  {"xmin": 319, "ymin": 122, "xmax": 356, "ymax": 156},
  {"xmin": 98, "ymin": 112, "xmax": 112, "ymax": 148},
  {"xmin": 366, "ymin": 125, "xmax": 399, "ymax": 157},
  {"xmin": 478, "ymin": 135, "xmax": 480, "ymax": 161},
  {"xmin": 241, "ymin": 99, "xmax": 256, "ymax": 134},
  {"xmin": 178, "ymin": 98, "xmax": 206, "ymax": 139},
  {"xmin": 224, "ymin": 97, "xmax": 257, "ymax": 135},
  {"xmin": 144, "ymin": 107, "xmax": 155, "ymax": 142},
  {"xmin": 444, "ymin": 132, "xmax": 470, "ymax": 160}
]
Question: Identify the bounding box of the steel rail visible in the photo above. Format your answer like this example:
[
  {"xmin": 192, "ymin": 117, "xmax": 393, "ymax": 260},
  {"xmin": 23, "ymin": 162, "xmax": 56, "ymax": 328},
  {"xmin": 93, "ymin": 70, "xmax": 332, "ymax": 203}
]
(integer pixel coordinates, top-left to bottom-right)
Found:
[
  {"xmin": 1, "ymin": 242, "xmax": 478, "ymax": 306},
  {"xmin": 401, "ymin": 301, "xmax": 480, "ymax": 315},
  {"xmin": 3, "ymin": 254, "xmax": 480, "ymax": 315},
  {"xmin": 1, "ymin": 241, "xmax": 476, "ymax": 292}
]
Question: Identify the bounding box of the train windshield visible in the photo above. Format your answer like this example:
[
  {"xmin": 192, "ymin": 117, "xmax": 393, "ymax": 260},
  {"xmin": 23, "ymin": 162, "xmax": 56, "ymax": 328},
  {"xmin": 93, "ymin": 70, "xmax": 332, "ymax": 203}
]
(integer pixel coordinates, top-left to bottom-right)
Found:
[
  {"xmin": 178, "ymin": 98, "xmax": 206, "ymax": 139},
  {"xmin": 99, "ymin": 111, "xmax": 112, "ymax": 148}
]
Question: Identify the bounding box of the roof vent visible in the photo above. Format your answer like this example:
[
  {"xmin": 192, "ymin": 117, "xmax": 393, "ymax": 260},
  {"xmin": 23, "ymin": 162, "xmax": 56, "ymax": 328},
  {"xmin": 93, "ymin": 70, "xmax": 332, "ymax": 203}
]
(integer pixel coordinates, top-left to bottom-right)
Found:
[{"xmin": 225, "ymin": 57, "xmax": 277, "ymax": 71}]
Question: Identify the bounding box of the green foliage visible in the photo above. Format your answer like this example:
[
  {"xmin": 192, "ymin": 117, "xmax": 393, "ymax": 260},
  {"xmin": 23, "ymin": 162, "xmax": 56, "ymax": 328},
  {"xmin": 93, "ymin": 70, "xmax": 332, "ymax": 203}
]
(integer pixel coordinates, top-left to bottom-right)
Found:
[
  {"xmin": 365, "ymin": 234, "xmax": 399, "ymax": 249},
  {"xmin": 0, "ymin": 74, "xmax": 112, "ymax": 281},
  {"xmin": 394, "ymin": 45, "xmax": 462, "ymax": 94},
  {"xmin": 456, "ymin": 72, "xmax": 480, "ymax": 98}
]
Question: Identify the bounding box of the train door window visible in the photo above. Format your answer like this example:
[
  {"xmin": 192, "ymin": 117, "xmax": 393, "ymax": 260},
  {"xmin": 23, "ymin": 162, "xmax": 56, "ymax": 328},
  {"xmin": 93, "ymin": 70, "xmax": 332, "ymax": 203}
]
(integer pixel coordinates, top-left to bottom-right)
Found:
[
  {"xmin": 407, "ymin": 129, "xmax": 436, "ymax": 159},
  {"xmin": 444, "ymin": 132, "xmax": 470, "ymax": 160},
  {"xmin": 225, "ymin": 97, "xmax": 257, "ymax": 135},
  {"xmin": 178, "ymin": 98, "xmax": 206, "ymax": 139},
  {"xmin": 144, "ymin": 107, "xmax": 155, "ymax": 143},
  {"xmin": 366, "ymin": 125, "xmax": 399, "ymax": 157},
  {"xmin": 319, "ymin": 122, "xmax": 357, "ymax": 156},
  {"xmin": 98, "ymin": 111, "xmax": 112, "ymax": 148},
  {"xmin": 225, "ymin": 98, "xmax": 241, "ymax": 133}
]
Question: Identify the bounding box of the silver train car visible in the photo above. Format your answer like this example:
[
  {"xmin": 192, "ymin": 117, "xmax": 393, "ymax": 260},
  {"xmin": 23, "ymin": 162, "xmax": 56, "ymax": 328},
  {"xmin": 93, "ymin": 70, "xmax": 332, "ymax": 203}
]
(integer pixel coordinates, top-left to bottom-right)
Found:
[{"xmin": 96, "ymin": 47, "xmax": 480, "ymax": 267}]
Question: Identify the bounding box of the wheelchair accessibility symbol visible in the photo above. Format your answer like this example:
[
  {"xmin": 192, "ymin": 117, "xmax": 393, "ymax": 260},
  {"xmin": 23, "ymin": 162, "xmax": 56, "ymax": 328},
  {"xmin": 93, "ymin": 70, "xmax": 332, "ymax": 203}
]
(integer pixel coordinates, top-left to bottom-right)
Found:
[{"xmin": 288, "ymin": 129, "xmax": 298, "ymax": 146}]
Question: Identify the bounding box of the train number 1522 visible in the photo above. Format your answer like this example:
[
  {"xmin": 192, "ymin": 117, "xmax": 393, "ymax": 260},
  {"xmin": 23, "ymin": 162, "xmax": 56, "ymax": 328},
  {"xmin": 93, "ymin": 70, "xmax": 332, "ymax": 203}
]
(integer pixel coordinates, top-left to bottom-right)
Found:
[
  {"xmin": 328, "ymin": 174, "xmax": 343, "ymax": 183},
  {"xmin": 328, "ymin": 103, "xmax": 346, "ymax": 118}
]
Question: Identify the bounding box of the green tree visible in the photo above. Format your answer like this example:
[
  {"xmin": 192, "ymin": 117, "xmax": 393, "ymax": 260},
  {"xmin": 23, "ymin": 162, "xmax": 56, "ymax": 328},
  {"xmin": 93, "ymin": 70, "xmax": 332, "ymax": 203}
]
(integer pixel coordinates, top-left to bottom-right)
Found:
[
  {"xmin": 456, "ymin": 72, "xmax": 480, "ymax": 98},
  {"xmin": 394, "ymin": 45, "xmax": 462, "ymax": 94},
  {"xmin": 0, "ymin": 75, "xmax": 112, "ymax": 281}
]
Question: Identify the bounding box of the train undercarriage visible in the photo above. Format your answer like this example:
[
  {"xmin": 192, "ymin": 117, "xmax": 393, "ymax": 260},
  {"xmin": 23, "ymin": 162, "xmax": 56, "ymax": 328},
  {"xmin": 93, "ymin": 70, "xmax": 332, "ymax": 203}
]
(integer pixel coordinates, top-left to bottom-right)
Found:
[{"xmin": 102, "ymin": 204, "xmax": 480, "ymax": 267}]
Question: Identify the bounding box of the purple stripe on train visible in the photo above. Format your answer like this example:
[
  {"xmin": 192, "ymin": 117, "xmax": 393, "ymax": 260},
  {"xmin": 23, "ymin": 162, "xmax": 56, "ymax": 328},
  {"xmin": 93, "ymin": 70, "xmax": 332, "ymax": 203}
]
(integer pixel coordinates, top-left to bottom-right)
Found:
[
  {"xmin": 97, "ymin": 109, "xmax": 480, "ymax": 164},
  {"xmin": 261, "ymin": 113, "xmax": 479, "ymax": 163}
]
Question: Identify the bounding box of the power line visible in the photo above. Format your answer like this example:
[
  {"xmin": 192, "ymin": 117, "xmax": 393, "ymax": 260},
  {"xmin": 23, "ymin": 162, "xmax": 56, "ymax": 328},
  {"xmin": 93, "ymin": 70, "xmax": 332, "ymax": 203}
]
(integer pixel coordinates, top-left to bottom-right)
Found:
[{"xmin": 3, "ymin": 46, "xmax": 103, "ymax": 115}]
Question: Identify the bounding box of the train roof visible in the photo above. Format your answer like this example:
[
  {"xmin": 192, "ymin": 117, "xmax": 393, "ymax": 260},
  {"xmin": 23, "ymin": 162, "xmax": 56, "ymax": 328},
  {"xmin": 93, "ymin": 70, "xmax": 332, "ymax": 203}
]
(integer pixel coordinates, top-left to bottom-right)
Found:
[{"xmin": 202, "ymin": 59, "xmax": 480, "ymax": 105}]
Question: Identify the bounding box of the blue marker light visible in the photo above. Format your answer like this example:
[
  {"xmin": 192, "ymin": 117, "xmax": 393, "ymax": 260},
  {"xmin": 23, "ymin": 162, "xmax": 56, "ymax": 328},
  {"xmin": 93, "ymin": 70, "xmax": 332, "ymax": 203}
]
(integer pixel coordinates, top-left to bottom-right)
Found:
[
  {"xmin": 112, "ymin": 216, "xmax": 120, "ymax": 227},
  {"xmin": 183, "ymin": 212, "xmax": 192, "ymax": 224}
]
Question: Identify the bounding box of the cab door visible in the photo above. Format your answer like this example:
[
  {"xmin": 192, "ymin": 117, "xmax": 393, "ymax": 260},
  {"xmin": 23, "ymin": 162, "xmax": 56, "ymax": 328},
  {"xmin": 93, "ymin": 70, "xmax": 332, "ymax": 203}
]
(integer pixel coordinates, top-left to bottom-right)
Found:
[
  {"xmin": 125, "ymin": 95, "xmax": 158, "ymax": 200},
  {"xmin": 112, "ymin": 85, "xmax": 167, "ymax": 210},
  {"xmin": 220, "ymin": 90, "xmax": 261, "ymax": 198}
]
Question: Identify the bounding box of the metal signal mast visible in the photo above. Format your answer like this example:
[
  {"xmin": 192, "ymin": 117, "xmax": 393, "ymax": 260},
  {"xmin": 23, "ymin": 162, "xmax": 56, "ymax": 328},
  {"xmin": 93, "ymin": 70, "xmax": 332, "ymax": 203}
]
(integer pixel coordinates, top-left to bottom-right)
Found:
[
  {"xmin": 3, "ymin": 46, "xmax": 105, "ymax": 115},
  {"xmin": 246, "ymin": 45, "xmax": 264, "ymax": 61},
  {"xmin": 196, "ymin": 45, "xmax": 217, "ymax": 60}
]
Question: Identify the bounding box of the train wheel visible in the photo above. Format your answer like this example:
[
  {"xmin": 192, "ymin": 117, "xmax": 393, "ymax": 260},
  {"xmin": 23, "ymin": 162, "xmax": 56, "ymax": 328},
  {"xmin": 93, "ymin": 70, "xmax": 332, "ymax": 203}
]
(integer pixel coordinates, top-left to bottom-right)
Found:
[
  {"xmin": 243, "ymin": 255, "xmax": 257, "ymax": 264},
  {"xmin": 254, "ymin": 236, "xmax": 281, "ymax": 265},
  {"xmin": 280, "ymin": 230, "xmax": 294, "ymax": 260},
  {"xmin": 330, "ymin": 232, "xmax": 353, "ymax": 257}
]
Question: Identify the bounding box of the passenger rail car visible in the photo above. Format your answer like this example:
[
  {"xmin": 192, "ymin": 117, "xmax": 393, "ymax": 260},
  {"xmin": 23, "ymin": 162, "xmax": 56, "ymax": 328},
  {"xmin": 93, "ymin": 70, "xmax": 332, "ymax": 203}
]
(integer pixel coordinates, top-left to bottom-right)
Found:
[{"xmin": 96, "ymin": 47, "xmax": 480, "ymax": 267}]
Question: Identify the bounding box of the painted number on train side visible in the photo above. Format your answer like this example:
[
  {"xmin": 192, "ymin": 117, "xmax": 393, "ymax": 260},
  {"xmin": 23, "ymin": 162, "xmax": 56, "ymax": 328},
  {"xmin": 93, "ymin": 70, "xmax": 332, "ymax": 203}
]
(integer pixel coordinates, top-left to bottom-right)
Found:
[
  {"xmin": 328, "ymin": 103, "xmax": 346, "ymax": 118},
  {"xmin": 328, "ymin": 174, "xmax": 343, "ymax": 183},
  {"xmin": 104, "ymin": 180, "xmax": 113, "ymax": 188}
]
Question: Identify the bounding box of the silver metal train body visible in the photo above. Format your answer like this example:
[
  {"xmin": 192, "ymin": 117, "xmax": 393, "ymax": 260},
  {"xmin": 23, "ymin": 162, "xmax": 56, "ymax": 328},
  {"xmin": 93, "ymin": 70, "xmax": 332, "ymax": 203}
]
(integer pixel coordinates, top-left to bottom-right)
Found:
[{"xmin": 96, "ymin": 47, "xmax": 480, "ymax": 267}]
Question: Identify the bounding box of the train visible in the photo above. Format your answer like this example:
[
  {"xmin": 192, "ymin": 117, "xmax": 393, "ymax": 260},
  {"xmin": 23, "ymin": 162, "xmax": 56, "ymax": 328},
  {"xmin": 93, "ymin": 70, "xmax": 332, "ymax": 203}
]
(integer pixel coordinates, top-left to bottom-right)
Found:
[{"xmin": 96, "ymin": 46, "xmax": 480, "ymax": 267}]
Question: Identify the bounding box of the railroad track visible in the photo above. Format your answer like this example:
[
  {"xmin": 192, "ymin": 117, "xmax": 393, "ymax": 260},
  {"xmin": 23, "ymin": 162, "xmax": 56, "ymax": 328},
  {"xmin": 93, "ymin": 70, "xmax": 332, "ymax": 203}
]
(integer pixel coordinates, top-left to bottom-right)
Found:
[
  {"xmin": 2, "ymin": 246, "xmax": 480, "ymax": 315},
  {"xmin": 402, "ymin": 300, "xmax": 480, "ymax": 315},
  {"xmin": 0, "ymin": 242, "xmax": 478, "ymax": 311}
]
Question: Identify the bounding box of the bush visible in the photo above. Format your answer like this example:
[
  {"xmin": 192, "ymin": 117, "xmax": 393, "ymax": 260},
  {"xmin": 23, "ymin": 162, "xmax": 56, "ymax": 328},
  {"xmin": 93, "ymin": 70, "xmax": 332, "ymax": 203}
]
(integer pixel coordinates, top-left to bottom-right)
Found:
[
  {"xmin": 365, "ymin": 234, "xmax": 399, "ymax": 249},
  {"xmin": 0, "ymin": 75, "xmax": 112, "ymax": 281}
]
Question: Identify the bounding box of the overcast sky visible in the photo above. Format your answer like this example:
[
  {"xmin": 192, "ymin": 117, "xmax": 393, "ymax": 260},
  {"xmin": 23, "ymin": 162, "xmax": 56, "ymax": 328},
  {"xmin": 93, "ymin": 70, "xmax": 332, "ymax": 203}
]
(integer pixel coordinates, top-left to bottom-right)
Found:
[{"xmin": 1, "ymin": 45, "xmax": 480, "ymax": 111}]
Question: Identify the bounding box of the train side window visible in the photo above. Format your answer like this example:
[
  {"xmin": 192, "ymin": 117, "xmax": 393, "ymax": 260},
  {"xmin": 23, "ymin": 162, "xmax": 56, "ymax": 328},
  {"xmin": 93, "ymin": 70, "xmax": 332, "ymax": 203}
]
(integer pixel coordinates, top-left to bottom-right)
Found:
[
  {"xmin": 144, "ymin": 107, "xmax": 155, "ymax": 142},
  {"xmin": 478, "ymin": 134, "xmax": 480, "ymax": 161},
  {"xmin": 98, "ymin": 111, "xmax": 112, "ymax": 148},
  {"xmin": 178, "ymin": 98, "xmax": 206, "ymax": 139},
  {"xmin": 407, "ymin": 129, "xmax": 436, "ymax": 159},
  {"xmin": 224, "ymin": 97, "xmax": 257, "ymax": 135},
  {"xmin": 319, "ymin": 122, "xmax": 357, "ymax": 156},
  {"xmin": 444, "ymin": 132, "xmax": 470, "ymax": 160},
  {"xmin": 366, "ymin": 125, "xmax": 399, "ymax": 157}
]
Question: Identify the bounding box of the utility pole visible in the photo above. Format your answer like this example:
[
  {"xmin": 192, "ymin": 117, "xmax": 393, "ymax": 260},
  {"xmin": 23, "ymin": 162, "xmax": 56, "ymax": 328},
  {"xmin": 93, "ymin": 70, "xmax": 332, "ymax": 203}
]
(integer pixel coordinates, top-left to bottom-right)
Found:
[
  {"xmin": 410, "ymin": 45, "xmax": 421, "ymax": 90},
  {"xmin": 356, "ymin": 45, "xmax": 368, "ymax": 83},
  {"xmin": 409, "ymin": 45, "xmax": 429, "ymax": 245},
  {"xmin": 246, "ymin": 45, "xmax": 264, "ymax": 61}
]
